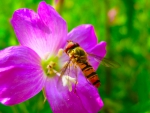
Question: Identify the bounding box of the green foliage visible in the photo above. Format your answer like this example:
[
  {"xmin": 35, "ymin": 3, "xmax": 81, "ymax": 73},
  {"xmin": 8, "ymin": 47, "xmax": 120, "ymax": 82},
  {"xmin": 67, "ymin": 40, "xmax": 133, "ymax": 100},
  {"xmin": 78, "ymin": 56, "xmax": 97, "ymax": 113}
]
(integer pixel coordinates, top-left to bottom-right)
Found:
[{"xmin": 0, "ymin": 0, "xmax": 150, "ymax": 113}]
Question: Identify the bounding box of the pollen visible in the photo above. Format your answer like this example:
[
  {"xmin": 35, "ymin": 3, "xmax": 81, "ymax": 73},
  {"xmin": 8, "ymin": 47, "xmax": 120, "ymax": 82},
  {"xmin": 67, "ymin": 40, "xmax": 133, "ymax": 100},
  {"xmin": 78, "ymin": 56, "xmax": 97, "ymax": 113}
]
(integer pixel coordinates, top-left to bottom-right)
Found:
[{"xmin": 46, "ymin": 61, "xmax": 56, "ymax": 75}]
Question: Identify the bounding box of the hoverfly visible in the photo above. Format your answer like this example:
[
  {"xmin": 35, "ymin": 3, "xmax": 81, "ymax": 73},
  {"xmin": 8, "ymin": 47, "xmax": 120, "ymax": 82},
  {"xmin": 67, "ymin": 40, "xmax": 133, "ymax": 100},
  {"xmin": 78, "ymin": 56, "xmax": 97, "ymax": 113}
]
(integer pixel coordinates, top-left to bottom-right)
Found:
[{"xmin": 59, "ymin": 41, "xmax": 119, "ymax": 88}]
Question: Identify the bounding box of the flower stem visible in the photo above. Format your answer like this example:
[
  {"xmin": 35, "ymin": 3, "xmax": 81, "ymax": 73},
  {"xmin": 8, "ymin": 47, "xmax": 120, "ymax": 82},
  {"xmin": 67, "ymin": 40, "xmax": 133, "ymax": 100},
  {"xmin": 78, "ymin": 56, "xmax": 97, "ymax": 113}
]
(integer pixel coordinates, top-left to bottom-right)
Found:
[
  {"xmin": 104, "ymin": 0, "xmax": 112, "ymax": 95},
  {"xmin": 53, "ymin": 0, "xmax": 65, "ymax": 14}
]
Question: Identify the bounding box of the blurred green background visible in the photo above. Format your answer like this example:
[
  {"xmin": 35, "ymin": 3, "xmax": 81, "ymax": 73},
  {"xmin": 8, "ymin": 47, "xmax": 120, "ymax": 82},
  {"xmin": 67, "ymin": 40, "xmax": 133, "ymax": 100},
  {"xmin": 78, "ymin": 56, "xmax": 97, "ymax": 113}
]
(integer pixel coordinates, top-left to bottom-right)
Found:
[{"xmin": 0, "ymin": 0, "xmax": 150, "ymax": 113}]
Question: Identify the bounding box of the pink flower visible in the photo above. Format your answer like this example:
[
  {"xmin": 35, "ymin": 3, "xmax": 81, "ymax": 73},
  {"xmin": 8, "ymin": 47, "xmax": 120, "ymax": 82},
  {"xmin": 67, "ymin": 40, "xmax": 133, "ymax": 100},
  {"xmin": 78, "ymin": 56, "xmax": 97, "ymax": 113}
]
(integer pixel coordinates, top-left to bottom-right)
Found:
[{"xmin": 0, "ymin": 1, "xmax": 106, "ymax": 113}]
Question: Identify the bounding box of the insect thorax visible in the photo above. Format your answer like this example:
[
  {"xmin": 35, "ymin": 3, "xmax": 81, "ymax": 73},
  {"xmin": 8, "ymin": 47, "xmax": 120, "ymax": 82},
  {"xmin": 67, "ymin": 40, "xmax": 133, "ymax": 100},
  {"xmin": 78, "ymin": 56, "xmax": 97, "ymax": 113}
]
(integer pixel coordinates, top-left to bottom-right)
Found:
[{"xmin": 69, "ymin": 47, "xmax": 87, "ymax": 63}]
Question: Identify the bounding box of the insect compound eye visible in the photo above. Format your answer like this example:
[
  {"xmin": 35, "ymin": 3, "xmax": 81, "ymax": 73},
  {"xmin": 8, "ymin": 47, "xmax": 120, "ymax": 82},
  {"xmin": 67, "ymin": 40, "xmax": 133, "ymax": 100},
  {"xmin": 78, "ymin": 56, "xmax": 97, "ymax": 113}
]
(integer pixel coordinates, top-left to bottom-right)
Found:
[{"xmin": 64, "ymin": 48, "xmax": 68, "ymax": 53}]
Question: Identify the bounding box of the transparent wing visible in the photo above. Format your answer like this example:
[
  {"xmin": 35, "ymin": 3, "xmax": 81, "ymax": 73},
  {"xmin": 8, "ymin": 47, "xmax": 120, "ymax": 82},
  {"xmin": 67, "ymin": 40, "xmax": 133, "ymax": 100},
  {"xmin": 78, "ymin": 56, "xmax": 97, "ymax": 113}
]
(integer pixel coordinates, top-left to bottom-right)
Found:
[
  {"xmin": 101, "ymin": 58, "xmax": 120, "ymax": 68},
  {"xmin": 57, "ymin": 59, "xmax": 78, "ymax": 91},
  {"xmin": 59, "ymin": 59, "xmax": 72, "ymax": 77},
  {"xmin": 88, "ymin": 53, "xmax": 120, "ymax": 68},
  {"xmin": 57, "ymin": 59, "xmax": 71, "ymax": 91}
]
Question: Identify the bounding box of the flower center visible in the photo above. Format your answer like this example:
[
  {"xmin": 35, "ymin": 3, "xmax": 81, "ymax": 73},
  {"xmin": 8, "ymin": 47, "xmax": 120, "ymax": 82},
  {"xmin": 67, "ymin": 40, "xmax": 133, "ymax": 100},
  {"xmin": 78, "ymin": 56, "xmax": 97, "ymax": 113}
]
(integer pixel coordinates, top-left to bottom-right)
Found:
[
  {"xmin": 41, "ymin": 49, "xmax": 63, "ymax": 77},
  {"xmin": 41, "ymin": 49, "xmax": 78, "ymax": 92}
]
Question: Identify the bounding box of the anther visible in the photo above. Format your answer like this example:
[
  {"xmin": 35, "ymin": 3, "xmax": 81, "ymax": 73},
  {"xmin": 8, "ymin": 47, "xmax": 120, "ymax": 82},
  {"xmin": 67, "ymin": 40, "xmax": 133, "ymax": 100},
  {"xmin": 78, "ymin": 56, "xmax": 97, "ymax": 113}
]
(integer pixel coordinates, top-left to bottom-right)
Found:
[{"xmin": 47, "ymin": 61, "xmax": 56, "ymax": 75}]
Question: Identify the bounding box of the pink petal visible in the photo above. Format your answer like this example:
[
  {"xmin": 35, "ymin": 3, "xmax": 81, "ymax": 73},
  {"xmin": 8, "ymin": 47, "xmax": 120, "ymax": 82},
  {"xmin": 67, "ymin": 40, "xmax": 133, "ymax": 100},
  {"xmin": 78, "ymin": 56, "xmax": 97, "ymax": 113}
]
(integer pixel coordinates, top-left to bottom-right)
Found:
[
  {"xmin": 88, "ymin": 41, "xmax": 107, "ymax": 70},
  {"xmin": 38, "ymin": 2, "xmax": 67, "ymax": 52},
  {"xmin": 77, "ymin": 75, "xmax": 104, "ymax": 112},
  {"xmin": 67, "ymin": 24, "xmax": 98, "ymax": 51},
  {"xmin": 45, "ymin": 75, "xmax": 103, "ymax": 113},
  {"xmin": 0, "ymin": 46, "xmax": 45, "ymax": 105},
  {"xmin": 89, "ymin": 41, "xmax": 107, "ymax": 57},
  {"xmin": 11, "ymin": 1, "xmax": 67, "ymax": 58}
]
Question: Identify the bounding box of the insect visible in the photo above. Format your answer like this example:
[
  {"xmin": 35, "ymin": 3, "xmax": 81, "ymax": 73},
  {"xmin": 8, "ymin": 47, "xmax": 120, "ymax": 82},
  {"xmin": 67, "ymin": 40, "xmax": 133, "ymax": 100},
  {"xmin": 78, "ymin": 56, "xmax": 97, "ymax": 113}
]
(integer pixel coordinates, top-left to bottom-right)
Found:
[{"xmin": 60, "ymin": 41, "xmax": 119, "ymax": 88}]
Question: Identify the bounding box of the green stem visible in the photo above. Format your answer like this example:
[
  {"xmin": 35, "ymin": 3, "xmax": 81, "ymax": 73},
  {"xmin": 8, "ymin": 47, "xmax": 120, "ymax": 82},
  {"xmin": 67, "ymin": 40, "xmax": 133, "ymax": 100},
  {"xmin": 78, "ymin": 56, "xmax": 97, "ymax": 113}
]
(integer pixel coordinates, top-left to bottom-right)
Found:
[{"xmin": 104, "ymin": 0, "xmax": 112, "ymax": 95}]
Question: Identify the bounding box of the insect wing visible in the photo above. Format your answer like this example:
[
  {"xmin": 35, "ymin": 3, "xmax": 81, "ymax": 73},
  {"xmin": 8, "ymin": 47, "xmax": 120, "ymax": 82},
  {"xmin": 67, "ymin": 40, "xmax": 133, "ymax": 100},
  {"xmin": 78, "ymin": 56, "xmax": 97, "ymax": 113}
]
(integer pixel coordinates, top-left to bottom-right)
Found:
[
  {"xmin": 88, "ymin": 53, "xmax": 120, "ymax": 68},
  {"xmin": 101, "ymin": 58, "xmax": 120, "ymax": 68},
  {"xmin": 60, "ymin": 59, "xmax": 72, "ymax": 77},
  {"xmin": 57, "ymin": 59, "xmax": 71, "ymax": 91},
  {"xmin": 57, "ymin": 59, "xmax": 79, "ymax": 92}
]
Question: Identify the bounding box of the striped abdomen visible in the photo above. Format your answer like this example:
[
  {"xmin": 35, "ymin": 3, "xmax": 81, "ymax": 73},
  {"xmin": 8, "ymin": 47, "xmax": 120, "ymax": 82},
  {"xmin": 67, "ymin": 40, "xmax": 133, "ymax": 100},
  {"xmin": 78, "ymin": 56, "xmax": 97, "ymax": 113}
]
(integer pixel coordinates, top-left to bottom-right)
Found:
[{"xmin": 77, "ymin": 61, "xmax": 100, "ymax": 88}]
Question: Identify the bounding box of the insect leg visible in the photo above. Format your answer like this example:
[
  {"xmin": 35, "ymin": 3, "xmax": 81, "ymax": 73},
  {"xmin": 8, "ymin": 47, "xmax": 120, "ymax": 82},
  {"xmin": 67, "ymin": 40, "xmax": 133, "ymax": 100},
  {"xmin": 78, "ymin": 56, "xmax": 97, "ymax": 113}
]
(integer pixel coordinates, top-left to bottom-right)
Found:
[{"xmin": 73, "ymin": 63, "xmax": 78, "ymax": 93}]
